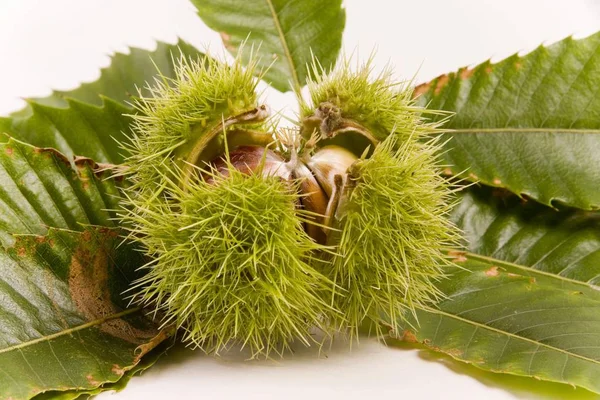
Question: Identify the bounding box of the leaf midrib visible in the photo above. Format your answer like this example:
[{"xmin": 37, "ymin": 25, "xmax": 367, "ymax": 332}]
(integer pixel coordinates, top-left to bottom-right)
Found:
[
  {"xmin": 0, "ymin": 307, "xmax": 140, "ymax": 355},
  {"xmin": 265, "ymin": 0, "xmax": 301, "ymax": 93}
]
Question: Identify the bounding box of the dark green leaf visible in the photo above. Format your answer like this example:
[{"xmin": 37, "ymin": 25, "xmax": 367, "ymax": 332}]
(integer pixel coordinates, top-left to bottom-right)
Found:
[
  {"xmin": 453, "ymin": 186, "xmax": 600, "ymax": 285},
  {"xmin": 0, "ymin": 138, "xmax": 122, "ymax": 248},
  {"xmin": 0, "ymin": 139, "xmax": 170, "ymax": 398},
  {"xmin": 0, "ymin": 41, "xmax": 205, "ymax": 398},
  {"xmin": 1, "ymin": 41, "xmax": 205, "ymax": 164},
  {"xmin": 0, "ymin": 228, "xmax": 168, "ymax": 400},
  {"xmin": 415, "ymin": 33, "xmax": 600, "ymax": 210},
  {"xmin": 0, "ymin": 99, "xmax": 132, "ymax": 164},
  {"xmin": 398, "ymin": 258, "xmax": 600, "ymax": 394},
  {"xmin": 193, "ymin": 0, "xmax": 346, "ymax": 93},
  {"xmin": 392, "ymin": 187, "xmax": 600, "ymax": 393},
  {"xmin": 31, "ymin": 339, "xmax": 173, "ymax": 400}
]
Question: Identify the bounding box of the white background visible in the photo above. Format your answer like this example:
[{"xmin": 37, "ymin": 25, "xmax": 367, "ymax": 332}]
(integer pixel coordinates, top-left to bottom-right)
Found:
[{"xmin": 1, "ymin": 1, "xmax": 600, "ymax": 399}]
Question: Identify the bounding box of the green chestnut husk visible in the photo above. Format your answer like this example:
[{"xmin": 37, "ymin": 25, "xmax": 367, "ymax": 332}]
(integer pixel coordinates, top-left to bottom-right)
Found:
[{"xmin": 118, "ymin": 53, "xmax": 461, "ymax": 357}]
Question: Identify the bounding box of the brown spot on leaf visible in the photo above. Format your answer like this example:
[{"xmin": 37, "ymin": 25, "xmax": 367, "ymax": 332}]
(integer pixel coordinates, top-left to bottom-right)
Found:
[
  {"xmin": 112, "ymin": 364, "xmax": 126, "ymax": 376},
  {"xmin": 74, "ymin": 156, "xmax": 94, "ymax": 169},
  {"xmin": 400, "ymin": 330, "xmax": 418, "ymax": 343},
  {"xmin": 442, "ymin": 167, "xmax": 453, "ymax": 176},
  {"xmin": 220, "ymin": 32, "xmax": 231, "ymax": 42},
  {"xmin": 86, "ymin": 374, "xmax": 100, "ymax": 386},
  {"xmin": 5, "ymin": 146, "xmax": 13, "ymax": 156},
  {"xmin": 434, "ymin": 74, "xmax": 450, "ymax": 95},
  {"xmin": 412, "ymin": 82, "xmax": 431, "ymax": 98},
  {"xmin": 82, "ymin": 230, "xmax": 92, "ymax": 242},
  {"xmin": 529, "ymin": 277, "xmax": 537, "ymax": 284},
  {"xmin": 448, "ymin": 250, "xmax": 467, "ymax": 263},
  {"xmin": 413, "ymin": 73, "xmax": 451, "ymax": 98},
  {"xmin": 493, "ymin": 178, "xmax": 502, "ymax": 185},
  {"xmin": 459, "ymin": 67, "xmax": 475, "ymax": 80},
  {"xmin": 413, "ymin": 62, "xmax": 481, "ymax": 99},
  {"xmin": 220, "ymin": 32, "xmax": 236, "ymax": 52},
  {"xmin": 16, "ymin": 247, "xmax": 26, "ymax": 257},
  {"xmin": 514, "ymin": 61, "xmax": 522, "ymax": 70},
  {"xmin": 485, "ymin": 66, "xmax": 493, "ymax": 74},
  {"xmin": 134, "ymin": 326, "xmax": 175, "ymax": 363},
  {"xmin": 68, "ymin": 230, "xmax": 158, "ymax": 344},
  {"xmin": 101, "ymin": 227, "xmax": 119, "ymax": 238},
  {"xmin": 445, "ymin": 348, "xmax": 463, "ymax": 357},
  {"xmin": 485, "ymin": 266, "xmax": 499, "ymax": 277},
  {"xmin": 36, "ymin": 147, "xmax": 71, "ymax": 165}
]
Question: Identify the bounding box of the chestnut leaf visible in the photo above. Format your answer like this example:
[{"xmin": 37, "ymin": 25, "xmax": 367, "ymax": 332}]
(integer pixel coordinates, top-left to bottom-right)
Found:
[
  {"xmin": 193, "ymin": 0, "xmax": 346, "ymax": 93},
  {"xmin": 0, "ymin": 40, "xmax": 204, "ymax": 164},
  {"xmin": 391, "ymin": 186, "xmax": 600, "ymax": 394},
  {"xmin": 415, "ymin": 32, "xmax": 600, "ymax": 210}
]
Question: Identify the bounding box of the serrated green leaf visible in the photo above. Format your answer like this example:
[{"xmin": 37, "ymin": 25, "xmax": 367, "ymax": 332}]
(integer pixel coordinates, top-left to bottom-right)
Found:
[
  {"xmin": 453, "ymin": 186, "xmax": 600, "ymax": 286},
  {"xmin": 415, "ymin": 32, "xmax": 600, "ymax": 210},
  {"xmin": 0, "ymin": 227, "xmax": 168, "ymax": 400},
  {"xmin": 0, "ymin": 40, "xmax": 204, "ymax": 398},
  {"xmin": 398, "ymin": 259, "xmax": 600, "ymax": 394},
  {"xmin": 31, "ymin": 339, "xmax": 173, "ymax": 400},
  {"xmin": 192, "ymin": 0, "xmax": 346, "ymax": 93},
  {"xmin": 28, "ymin": 40, "xmax": 203, "ymax": 109},
  {"xmin": 0, "ymin": 99, "xmax": 132, "ymax": 164},
  {"xmin": 392, "ymin": 187, "xmax": 600, "ymax": 393},
  {"xmin": 0, "ymin": 138, "xmax": 121, "ymax": 247},
  {"xmin": 1, "ymin": 41, "xmax": 205, "ymax": 164},
  {"xmin": 0, "ymin": 140, "xmax": 170, "ymax": 398}
]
